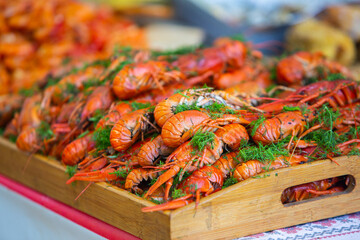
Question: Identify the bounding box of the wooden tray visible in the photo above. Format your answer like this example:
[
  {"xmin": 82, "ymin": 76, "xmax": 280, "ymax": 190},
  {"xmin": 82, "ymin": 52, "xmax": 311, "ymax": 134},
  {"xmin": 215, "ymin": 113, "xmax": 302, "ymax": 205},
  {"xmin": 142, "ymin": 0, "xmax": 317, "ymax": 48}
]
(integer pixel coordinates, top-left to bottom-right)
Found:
[{"xmin": 0, "ymin": 137, "xmax": 359, "ymax": 240}]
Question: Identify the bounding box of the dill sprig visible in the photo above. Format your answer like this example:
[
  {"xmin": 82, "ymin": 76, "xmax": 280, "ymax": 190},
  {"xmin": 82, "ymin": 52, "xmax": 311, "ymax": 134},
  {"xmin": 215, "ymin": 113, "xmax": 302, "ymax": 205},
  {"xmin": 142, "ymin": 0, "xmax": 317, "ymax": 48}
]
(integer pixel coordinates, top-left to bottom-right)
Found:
[
  {"xmin": 222, "ymin": 177, "xmax": 238, "ymax": 189},
  {"xmin": 326, "ymin": 73, "xmax": 346, "ymax": 81},
  {"xmin": 19, "ymin": 87, "xmax": 39, "ymax": 97},
  {"xmin": 348, "ymin": 149, "xmax": 360, "ymax": 156},
  {"xmin": 304, "ymin": 106, "xmax": 341, "ymax": 157},
  {"xmin": 316, "ymin": 105, "xmax": 340, "ymax": 129},
  {"xmin": 249, "ymin": 115, "xmax": 266, "ymax": 137},
  {"xmin": 238, "ymin": 142, "xmax": 289, "ymax": 163},
  {"xmin": 283, "ymin": 106, "xmax": 301, "ymax": 112},
  {"xmin": 131, "ymin": 101, "xmax": 152, "ymax": 111},
  {"xmin": 8, "ymin": 135, "xmax": 17, "ymax": 143},
  {"xmin": 65, "ymin": 83, "xmax": 79, "ymax": 95},
  {"xmin": 190, "ymin": 131, "xmax": 216, "ymax": 151},
  {"xmin": 66, "ymin": 165, "xmax": 77, "ymax": 178},
  {"xmin": 171, "ymin": 189, "xmax": 186, "ymax": 199},
  {"xmin": 36, "ymin": 121, "xmax": 54, "ymax": 140},
  {"xmin": 89, "ymin": 109, "xmax": 105, "ymax": 126},
  {"xmin": 151, "ymin": 45, "xmax": 200, "ymax": 62},
  {"xmin": 174, "ymin": 103, "xmax": 200, "ymax": 114},
  {"xmin": 150, "ymin": 199, "xmax": 165, "ymax": 205},
  {"xmin": 111, "ymin": 169, "xmax": 129, "ymax": 178},
  {"xmin": 76, "ymin": 130, "xmax": 89, "ymax": 140},
  {"xmin": 93, "ymin": 126, "xmax": 111, "ymax": 151}
]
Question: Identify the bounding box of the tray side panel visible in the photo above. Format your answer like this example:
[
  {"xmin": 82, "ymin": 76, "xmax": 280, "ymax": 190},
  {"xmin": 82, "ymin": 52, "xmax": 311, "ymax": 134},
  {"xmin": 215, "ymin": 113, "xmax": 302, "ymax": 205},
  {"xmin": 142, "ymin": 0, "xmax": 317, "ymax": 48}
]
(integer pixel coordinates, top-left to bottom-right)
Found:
[
  {"xmin": 170, "ymin": 156, "xmax": 360, "ymax": 240},
  {"xmin": 0, "ymin": 138, "xmax": 170, "ymax": 240}
]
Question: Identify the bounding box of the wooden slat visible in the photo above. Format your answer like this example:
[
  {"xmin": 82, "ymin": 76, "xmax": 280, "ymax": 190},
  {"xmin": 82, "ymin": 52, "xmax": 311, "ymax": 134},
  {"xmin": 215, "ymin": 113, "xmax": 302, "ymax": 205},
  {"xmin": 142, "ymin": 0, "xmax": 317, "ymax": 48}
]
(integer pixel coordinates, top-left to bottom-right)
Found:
[
  {"xmin": 0, "ymin": 138, "xmax": 170, "ymax": 240},
  {"xmin": 170, "ymin": 156, "xmax": 360, "ymax": 239}
]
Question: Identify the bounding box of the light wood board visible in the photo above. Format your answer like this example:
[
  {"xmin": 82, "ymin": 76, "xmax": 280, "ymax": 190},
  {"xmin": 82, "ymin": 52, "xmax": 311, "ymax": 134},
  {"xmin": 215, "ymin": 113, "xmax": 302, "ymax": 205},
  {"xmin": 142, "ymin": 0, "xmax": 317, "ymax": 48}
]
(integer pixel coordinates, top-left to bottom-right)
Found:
[{"xmin": 0, "ymin": 137, "xmax": 359, "ymax": 240}]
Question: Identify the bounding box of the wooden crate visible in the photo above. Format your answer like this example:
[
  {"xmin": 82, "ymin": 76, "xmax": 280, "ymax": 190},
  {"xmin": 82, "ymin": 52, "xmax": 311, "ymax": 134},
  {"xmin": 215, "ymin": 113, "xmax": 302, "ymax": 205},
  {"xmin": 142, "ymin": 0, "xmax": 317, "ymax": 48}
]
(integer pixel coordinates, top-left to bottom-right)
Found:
[{"xmin": 0, "ymin": 137, "xmax": 359, "ymax": 240}]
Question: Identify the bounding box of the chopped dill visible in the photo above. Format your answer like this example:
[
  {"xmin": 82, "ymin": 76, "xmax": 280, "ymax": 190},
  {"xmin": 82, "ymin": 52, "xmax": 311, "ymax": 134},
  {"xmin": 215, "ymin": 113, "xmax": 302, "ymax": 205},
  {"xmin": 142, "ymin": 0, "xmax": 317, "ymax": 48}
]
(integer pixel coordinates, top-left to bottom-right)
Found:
[
  {"xmin": 76, "ymin": 130, "xmax": 89, "ymax": 140},
  {"xmin": 152, "ymin": 45, "xmax": 199, "ymax": 57},
  {"xmin": 113, "ymin": 46, "xmax": 133, "ymax": 57},
  {"xmin": 238, "ymin": 142, "xmax": 289, "ymax": 163},
  {"xmin": 173, "ymin": 170, "xmax": 191, "ymax": 187},
  {"xmin": 131, "ymin": 101, "xmax": 152, "ymax": 111},
  {"xmin": 300, "ymin": 105, "xmax": 311, "ymax": 116},
  {"xmin": 174, "ymin": 103, "xmax": 200, "ymax": 114},
  {"xmin": 83, "ymin": 78, "xmax": 101, "ymax": 89},
  {"xmin": 150, "ymin": 177, "xmax": 158, "ymax": 186},
  {"xmin": 8, "ymin": 135, "xmax": 17, "ymax": 143},
  {"xmin": 45, "ymin": 76, "xmax": 61, "ymax": 88},
  {"xmin": 249, "ymin": 115, "xmax": 266, "ymax": 137},
  {"xmin": 62, "ymin": 57, "xmax": 71, "ymax": 66},
  {"xmin": 93, "ymin": 126, "xmax": 112, "ymax": 151},
  {"xmin": 89, "ymin": 109, "xmax": 104, "ymax": 126},
  {"xmin": 110, "ymin": 169, "xmax": 129, "ymax": 178},
  {"xmin": 178, "ymin": 92, "xmax": 190, "ymax": 98},
  {"xmin": 66, "ymin": 165, "xmax": 77, "ymax": 178},
  {"xmin": 204, "ymin": 102, "xmax": 226, "ymax": 113},
  {"xmin": 150, "ymin": 199, "xmax": 165, "ymax": 205},
  {"xmin": 326, "ymin": 73, "xmax": 346, "ymax": 81},
  {"xmin": 348, "ymin": 149, "xmax": 360, "ymax": 156},
  {"xmin": 190, "ymin": 131, "xmax": 216, "ymax": 151},
  {"xmin": 283, "ymin": 106, "xmax": 301, "ymax": 112},
  {"xmin": 222, "ymin": 177, "xmax": 238, "ymax": 189},
  {"xmin": 36, "ymin": 121, "xmax": 54, "ymax": 140},
  {"xmin": 252, "ymin": 173, "xmax": 270, "ymax": 179},
  {"xmin": 171, "ymin": 189, "xmax": 186, "ymax": 199},
  {"xmin": 19, "ymin": 87, "xmax": 38, "ymax": 97},
  {"xmin": 269, "ymin": 67, "xmax": 277, "ymax": 82},
  {"xmin": 65, "ymin": 83, "xmax": 79, "ymax": 95},
  {"xmin": 316, "ymin": 105, "xmax": 340, "ymax": 129}
]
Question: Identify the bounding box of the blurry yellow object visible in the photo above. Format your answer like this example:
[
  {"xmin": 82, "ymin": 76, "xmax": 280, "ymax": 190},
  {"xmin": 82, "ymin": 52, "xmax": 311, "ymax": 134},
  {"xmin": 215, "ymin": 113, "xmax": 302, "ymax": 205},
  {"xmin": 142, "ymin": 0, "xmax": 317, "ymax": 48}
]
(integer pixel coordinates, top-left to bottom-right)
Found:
[
  {"xmin": 321, "ymin": 5, "xmax": 360, "ymax": 41},
  {"xmin": 91, "ymin": 0, "xmax": 166, "ymax": 9},
  {"xmin": 286, "ymin": 19, "xmax": 355, "ymax": 66}
]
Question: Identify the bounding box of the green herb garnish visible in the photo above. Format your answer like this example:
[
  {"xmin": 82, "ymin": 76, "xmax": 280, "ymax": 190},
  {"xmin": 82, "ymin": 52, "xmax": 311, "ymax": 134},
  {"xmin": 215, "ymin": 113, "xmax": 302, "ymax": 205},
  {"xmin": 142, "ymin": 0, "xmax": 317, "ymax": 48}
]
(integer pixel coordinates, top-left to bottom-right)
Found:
[
  {"xmin": 93, "ymin": 126, "xmax": 111, "ymax": 151},
  {"xmin": 238, "ymin": 142, "xmax": 289, "ymax": 163},
  {"xmin": 36, "ymin": 121, "xmax": 54, "ymax": 140},
  {"xmin": 190, "ymin": 131, "xmax": 216, "ymax": 151},
  {"xmin": 171, "ymin": 189, "xmax": 186, "ymax": 199},
  {"xmin": 249, "ymin": 115, "xmax": 266, "ymax": 137},
  {"xmin": 222, "ymin": 177, "xmax": 238, "ymax": 189},
  {"xmin": 66, "ymin": 165, "xmax": 77, "ymax": 178},
  {"xmin": 283, "ymin": 106, "xmax": 301, "ymax": 112},
  {"xmin": 131, "ymin": 101, "xmax": 152, "ymax": 111}
]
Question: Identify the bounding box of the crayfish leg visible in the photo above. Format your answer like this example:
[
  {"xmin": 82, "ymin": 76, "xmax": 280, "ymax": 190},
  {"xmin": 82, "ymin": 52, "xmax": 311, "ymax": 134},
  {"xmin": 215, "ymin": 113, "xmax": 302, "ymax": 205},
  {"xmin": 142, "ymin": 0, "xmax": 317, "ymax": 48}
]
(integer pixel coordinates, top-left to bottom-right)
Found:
[
  {"xmin": 144, "ymin": 165, "xmax": 180, "ymax": 198},
  {"xmin": 164, "ymin": 178, "xmax": 173, "ymax": 201}
]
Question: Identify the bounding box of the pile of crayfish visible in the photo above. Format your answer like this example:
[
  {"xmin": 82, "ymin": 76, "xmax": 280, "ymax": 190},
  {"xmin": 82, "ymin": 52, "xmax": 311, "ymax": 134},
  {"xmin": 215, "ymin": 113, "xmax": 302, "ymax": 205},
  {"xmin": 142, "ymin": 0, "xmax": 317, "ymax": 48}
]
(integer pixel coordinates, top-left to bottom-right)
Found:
[
  {"xmin": 1, "ymin": 36, "xmax": 359, "ymax": 212},
  {"xmin": 0, "ymin": 0, "xmax": 147, "ymax": 95}
]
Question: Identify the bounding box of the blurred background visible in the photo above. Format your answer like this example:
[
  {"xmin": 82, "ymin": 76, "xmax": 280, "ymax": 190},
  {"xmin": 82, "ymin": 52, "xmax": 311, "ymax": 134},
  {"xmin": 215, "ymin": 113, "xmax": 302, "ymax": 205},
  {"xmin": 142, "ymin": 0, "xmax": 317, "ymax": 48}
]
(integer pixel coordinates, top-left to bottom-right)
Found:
[{"xmin": 1, "ymin": 0, "xmax": 360, "ymax": 94}]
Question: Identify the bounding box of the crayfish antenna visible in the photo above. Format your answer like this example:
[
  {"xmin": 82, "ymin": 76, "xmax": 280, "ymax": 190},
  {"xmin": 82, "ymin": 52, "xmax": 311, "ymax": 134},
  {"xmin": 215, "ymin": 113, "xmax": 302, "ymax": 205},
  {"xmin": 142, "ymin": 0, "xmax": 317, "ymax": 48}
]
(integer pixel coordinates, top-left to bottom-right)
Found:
[
  {"xmin": 75, "ymin": 182, "xmax": 93, "ymax": 201},
  {"xmin": 326, "ymin": 155, "xmax": 340, "ymax": 166},
  {"xmin": 66, "ymin": 168, "xmax": 118, "ymax": 184},
  {"xmin": 22, "ymin": 146, "xmax": 40, "ymax": 174},
  {"xmin": 306, "ymin": 187, "xmax": 344, "ymax": 196}
]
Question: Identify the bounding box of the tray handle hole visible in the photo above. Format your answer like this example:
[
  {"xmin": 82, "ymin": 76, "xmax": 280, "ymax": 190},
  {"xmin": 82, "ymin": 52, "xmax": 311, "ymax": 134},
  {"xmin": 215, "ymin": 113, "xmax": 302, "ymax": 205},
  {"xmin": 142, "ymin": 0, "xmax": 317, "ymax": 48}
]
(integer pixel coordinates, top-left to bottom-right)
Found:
[{"xmin": 281, "ymin": 175, "xmax": 355, "ymax": 206}]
